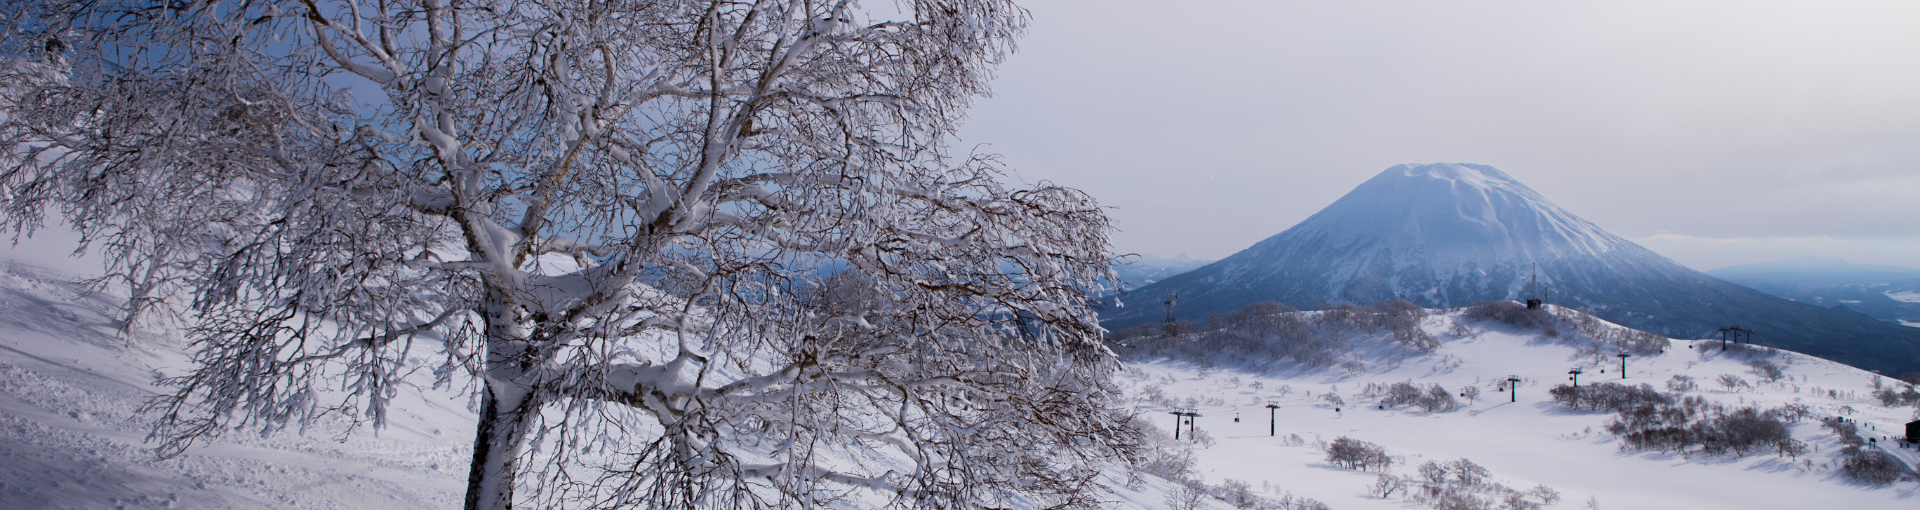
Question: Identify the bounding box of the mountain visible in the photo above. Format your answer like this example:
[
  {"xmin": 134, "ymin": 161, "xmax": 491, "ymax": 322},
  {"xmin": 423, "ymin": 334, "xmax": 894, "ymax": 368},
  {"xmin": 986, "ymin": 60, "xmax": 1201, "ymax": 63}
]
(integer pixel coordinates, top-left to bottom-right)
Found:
[
  {"xmin": 1706, "ymin": 258, "xmax": 1920, "ymax": 327},
  {"xmin": 1103, "ymin": 163, "xmax": 1920, "ymax": 377},
  {"xmin": 1707, "ymin": 256, "xmax": 1920, "ymax": 286}
]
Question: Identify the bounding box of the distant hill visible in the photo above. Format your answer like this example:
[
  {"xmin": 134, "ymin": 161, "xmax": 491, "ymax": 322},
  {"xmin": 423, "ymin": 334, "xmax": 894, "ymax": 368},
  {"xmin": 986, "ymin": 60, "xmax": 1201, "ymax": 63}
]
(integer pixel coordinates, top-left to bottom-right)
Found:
[
  {"xmin": 1111, "ymin": 254, "xmax": 1213, "ymax": 293},
  {"xmin": 1708, "ymin": 257, "xmax": 1920, "ymax": 327},
  {"xmin": 1102, "ymin": 163, "xmax": 1920, "ymax": 377},
  {"xmin": 1707, "ymin": 256, "xmax": 1920, "ymax": 286}
]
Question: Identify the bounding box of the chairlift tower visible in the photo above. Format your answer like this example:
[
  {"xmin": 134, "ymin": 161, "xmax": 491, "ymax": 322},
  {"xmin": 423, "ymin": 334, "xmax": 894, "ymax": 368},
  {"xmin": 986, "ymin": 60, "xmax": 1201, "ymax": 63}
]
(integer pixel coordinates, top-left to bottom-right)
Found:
[
  {"xmin": 1569, "ymin": 368, "xmax": 1584, "ymax": 388},
  {"xmin": 1168, "ymin": 410, "xmax": 1184, "ymax": 440},
  {"xmin": 1163, "ymin": 293, "xmax": 1179, "ymax": 324},
  {"xmin": 1505, "ymin": 376, "xmax": 1522, "ymax": 402},
  {"xmin": 1616, "ymin": 353, "xmax": 1631, "ymax": 379},
  {"xmin": 1178, "ymin": 410, "xmax": 1202, "ymax": 440},
  {"xmin": 1265, "ymin": 402, "xmax": 1281, "ymax": 437}
]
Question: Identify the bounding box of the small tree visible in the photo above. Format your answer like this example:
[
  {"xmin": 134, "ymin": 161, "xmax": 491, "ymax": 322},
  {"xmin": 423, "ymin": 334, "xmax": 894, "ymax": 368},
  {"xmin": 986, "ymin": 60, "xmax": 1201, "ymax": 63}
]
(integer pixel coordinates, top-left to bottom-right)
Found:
[
  {"xmin": 1748, "ymin": 360, "xmax": 1785, "ymax": 383},
  {"xmin": 1370, "ymin": 473, "xmax": 1408, "ymax": 498},
  {"xmin": 1718, "ymin": 374, "xmax": 1749, "ymax": 392},
  {"xmin": 1, "ymin": 1, "xmax": 1134, "ymax": 509},
  {"xmin": 1667, "ymin": 374, "xmax": 1697, "ymax": 393},
  {"xmin": 1327, "ymin": 436, "xmax": 1391, "ymax": 471},
  {"xmin": 1420, "ymin": 384, "xmax": 1458, "ymax": 413},
  {"xmin": 1461, "ymin": 385, "xmax": 1481, "ymax": 405},
  {"xmin": 1166, "ymin": 480, "xmax": 1209, "ymax": 510},
  {"xmin": 1446, "ymin": 458, "xmax": 1489, "ymax": 487}
]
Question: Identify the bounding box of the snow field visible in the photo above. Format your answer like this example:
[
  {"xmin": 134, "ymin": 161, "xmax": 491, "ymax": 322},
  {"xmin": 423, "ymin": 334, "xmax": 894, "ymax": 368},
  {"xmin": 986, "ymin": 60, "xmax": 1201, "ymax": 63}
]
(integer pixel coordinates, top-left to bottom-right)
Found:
[
  {"xmin": 3, "ymin": 252, "xmax": 1918, "ymax": 509},
  {"xmin": 1110, "ymin": 309, "xmax": 1919, "ymax": 509},
  {"xmin": 0, "ymin": 262, "xmax": 471, "ymax": 509}
]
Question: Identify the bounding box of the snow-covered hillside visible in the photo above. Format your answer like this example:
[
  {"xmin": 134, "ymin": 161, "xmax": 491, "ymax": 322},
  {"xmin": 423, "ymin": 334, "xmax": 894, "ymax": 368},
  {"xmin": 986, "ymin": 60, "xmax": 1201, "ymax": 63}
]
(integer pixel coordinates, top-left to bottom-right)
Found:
[
  {"xmin": 1106, "ymin": 302, "xmax": 1920, "ymax": 509},
  {"xmin": 0, "ymin": 261, "xmax": 472, "ymax": 509},
  {"xmin": 4, "ymin": 251, "xmax": 1919, "ymax": 509}
]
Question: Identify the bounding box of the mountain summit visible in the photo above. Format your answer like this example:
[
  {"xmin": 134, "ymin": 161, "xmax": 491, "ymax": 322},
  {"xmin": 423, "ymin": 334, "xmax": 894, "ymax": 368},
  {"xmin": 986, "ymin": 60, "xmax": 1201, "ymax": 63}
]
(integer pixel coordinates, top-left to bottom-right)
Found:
[{"xmin": 1106, "ymin": 163, "xmax": 1920, "ymax": 376}]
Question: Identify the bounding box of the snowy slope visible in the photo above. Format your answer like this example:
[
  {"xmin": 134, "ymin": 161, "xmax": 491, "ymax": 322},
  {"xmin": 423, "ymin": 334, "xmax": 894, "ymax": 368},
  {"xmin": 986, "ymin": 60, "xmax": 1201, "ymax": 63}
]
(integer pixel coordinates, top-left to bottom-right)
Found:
[
  {"xmin": 0, "ymin": 260, "xmax": 473, "ymax": 509},
  {"xmin": 0, "ymin": 253, "xmax": 1192, "ymax": 510},
  {"xmin": 1104, "ymin": 163, "xmax": 1920, "ymax": 377},
  {"xmin": 4, "ymin": 252, "xmax": 1918, "ymax": 509},
  {"xmin": 1108, "ymin": 305, "xmax": 1920, "ymax": 510}
]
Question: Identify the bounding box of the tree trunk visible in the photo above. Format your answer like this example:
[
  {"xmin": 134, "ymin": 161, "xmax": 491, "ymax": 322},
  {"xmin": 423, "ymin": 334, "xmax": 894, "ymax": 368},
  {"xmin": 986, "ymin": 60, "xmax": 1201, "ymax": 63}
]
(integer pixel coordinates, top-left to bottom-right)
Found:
[{"xmin": 465, "ymin": 381, "xmax": 534, "ymax": 510}]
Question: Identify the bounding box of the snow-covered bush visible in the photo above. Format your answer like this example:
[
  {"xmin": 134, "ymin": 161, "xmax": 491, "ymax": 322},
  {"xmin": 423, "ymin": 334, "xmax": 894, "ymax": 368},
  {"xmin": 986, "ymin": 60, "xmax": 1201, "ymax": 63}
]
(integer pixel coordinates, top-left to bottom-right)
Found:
[
  {"xmin": 1403, "ymin": 458, "xmax": 1557, "ymax": 510},
  {"xmin": 1326, "ymin": 437, "xmax": 1392, "ymax": 471},
  {"xmin": 1376, "ymin": 382, "xmax": 1426, "ymax": 408},
  {"xmin": 1166, "ymin": 480, "xmax": 1209, "ymax": 510},
  {"xmin": 1717, "ymin": 374, "xmax": 1750, "ymax": 392},
  {"xmin": 1422, "ymin": 385, "xmax": 1459, "ymax": 412},
  {"xmin": 1823, "ymin": 418, "xmax": 1904, "ymax": 486},
  {"xmin": 1126, "ymin": 416, "xmax": 1197, "ymax": 484},
  {"xmin": 1217, "ymin": 479, "xmax": 1261, "ymax": 509},
  {"xmin": 1111, "ymin": 301, "xmax": 1349, "ymax": 370},
  {"xmin": 1871, "ymin": 384, "xmax": 1919, "ymax": 408},
  {"xmin": 1608, "ymin": 397, "xmax": 1806, "ymax": 458},
  {"xmin": 1526, "ymin": 485, "xmax": 1561, "ymax": 505},
  {"xmin": 1748, "ymin": 360, "xmax": 1786, "ymax": 383},
  {"xmin": 1666, "ymin": 375, "xmax": 1697, "ymax": 393},
  {"xmin": 1547, "ymin": 382, "xmax": 1670, "ymax": 413},
  {"xmin": 1267, "ymin": 493, "xmax": 1333, "ymax": 510},
  {"xmin": 1370, "ymin": 473, "xmax": 1408, "ymax": 498},
  {"xmin": 1463, "ymin": 301, "xmax": 1551, "ymax": 331},
  {"xmin": 1192, "ymin": 427, "xmax": 1219, "ymax": 448}
]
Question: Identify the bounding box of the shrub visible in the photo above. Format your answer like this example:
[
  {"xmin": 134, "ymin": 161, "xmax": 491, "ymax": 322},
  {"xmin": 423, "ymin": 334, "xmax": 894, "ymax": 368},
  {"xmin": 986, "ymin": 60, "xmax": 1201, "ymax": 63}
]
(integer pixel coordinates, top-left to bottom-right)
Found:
[
  {"xmin": 1840, "ymin": 448, "xmax": 1902, "ymax": 486},
  {"xmin": 1447, "ymin": 458, "xmax": 1490, "ymax": 487},
  {"xmin": 1666, "ymin": 375, "xmax": 1696, "ymax": 393},
  {"xmin": 1165, "ymin": 480, "xmax": 1208, "ymax": 510},
  {"xmin": 1380, "ymin": 381, "xmax": 1425, "ymax": 408},
  {"xmin": 1871, "ymin": 385, "xmax": 1920, "ymax": 408},
  {"xmin": 1463, "ymin": 301, "xmax": 1552, "ymax": 330},
  {"xmin": 1823, "ymin": 417, "xmax": 1903, "ymax": 486},
  {"xmin": 1217, "ymin": 478, "xmax": 1260, "ymax": 509},
  {"xmin": 1111, "ymin": 301, "xmax": 1348, "ymax": 370},
  {"xmin": 1548, "ymin": 382, "xmax": 1671, "ymax": 413},
  {"xmin": 1716, "ymin": 374, "xmax": 1749, "ymax": 392},
  {"xmin": 1370, "ymin": 473, "xmax": 1408, "ymax": 498},
  {"xmin": 1609, "ymin": 399, "xmax": 1806, "ymax": 458},
  {"xmin": 1748, "ymin": 360, "xmax": 1785, "ymax": 382},
  {"xmin": 1422, "ymin": 385, "xmax": 1460, "ymax": 413},
  {"xmin": 1406, "ymin": 458, "xmax": 1558, "ymax": 510},
  {"xmin": 1327, "ymin": 436, "xmax": 1392, "ymax": 471}
]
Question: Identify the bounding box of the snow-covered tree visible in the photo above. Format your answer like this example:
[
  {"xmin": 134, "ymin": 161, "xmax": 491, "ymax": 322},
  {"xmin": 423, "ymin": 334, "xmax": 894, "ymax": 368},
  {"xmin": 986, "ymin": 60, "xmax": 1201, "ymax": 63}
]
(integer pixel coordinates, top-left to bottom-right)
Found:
[{"xmin": 0, "ymin": 1, "xmax": 1136, "ymax": 508}]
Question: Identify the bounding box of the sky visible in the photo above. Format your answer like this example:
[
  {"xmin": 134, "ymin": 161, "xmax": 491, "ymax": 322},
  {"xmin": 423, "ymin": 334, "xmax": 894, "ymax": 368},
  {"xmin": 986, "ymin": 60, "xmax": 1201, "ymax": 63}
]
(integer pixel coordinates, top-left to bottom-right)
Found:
[{"xmin": 955, "ymin": 0, "xmax": 1920, "ymax": 271}]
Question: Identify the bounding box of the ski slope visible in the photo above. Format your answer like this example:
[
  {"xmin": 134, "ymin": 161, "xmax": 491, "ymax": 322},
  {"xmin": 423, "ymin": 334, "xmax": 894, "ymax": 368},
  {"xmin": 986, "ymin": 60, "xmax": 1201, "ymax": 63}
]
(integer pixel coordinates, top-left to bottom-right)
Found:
[
  {"xmin": 1108, "ymin": 308, "xmax": 1920, "ymax": 509},
  {"xmin": 0, "ymin": 260, "xmax": 473, "ymax": 509},
  {"xmin": 2, "ymin": 246, "xmax": 1918, "ymax": 509}
]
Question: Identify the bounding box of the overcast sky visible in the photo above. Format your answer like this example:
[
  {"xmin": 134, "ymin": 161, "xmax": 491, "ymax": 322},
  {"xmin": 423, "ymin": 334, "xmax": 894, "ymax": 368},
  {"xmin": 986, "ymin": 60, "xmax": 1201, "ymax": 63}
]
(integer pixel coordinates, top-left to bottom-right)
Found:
[{"xmin": 955, "ymin": 0, "xmax": 1920, "ymax": 271}]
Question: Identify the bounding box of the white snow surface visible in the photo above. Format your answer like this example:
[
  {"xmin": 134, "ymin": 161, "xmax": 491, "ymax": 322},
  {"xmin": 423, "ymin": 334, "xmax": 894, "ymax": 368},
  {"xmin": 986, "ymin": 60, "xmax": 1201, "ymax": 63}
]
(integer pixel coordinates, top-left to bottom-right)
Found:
[
  {"xmin": 2, "ymin": 250, "xmax": 1919, "ymax": 508},
  {"xmin": 1109, "ymin": 310, "xmax": 1920, "ymax": 510},
  {"xmin": 0, "ymin": 261, "xmax": 473, "ymax": 509},
  {"xmin": 1886, "ymin": 291, "xmax": 1920, "ymax": 304}
]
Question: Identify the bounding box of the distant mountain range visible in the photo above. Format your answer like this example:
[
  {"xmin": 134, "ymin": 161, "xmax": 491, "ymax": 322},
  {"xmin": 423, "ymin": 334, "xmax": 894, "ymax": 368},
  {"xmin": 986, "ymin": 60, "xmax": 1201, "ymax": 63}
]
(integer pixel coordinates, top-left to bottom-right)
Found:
[
  {"xmin": 1707, "ymin": 257, "xmax": 1920, "ymax": 328},
  {"xmin": 1111, "ymin": 255, "xmax": 1213, "ymax": 293},
  {"xmin": 1102, "ymin": 163, "xmax": 1920, "ymax": 377}
]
